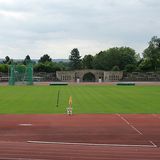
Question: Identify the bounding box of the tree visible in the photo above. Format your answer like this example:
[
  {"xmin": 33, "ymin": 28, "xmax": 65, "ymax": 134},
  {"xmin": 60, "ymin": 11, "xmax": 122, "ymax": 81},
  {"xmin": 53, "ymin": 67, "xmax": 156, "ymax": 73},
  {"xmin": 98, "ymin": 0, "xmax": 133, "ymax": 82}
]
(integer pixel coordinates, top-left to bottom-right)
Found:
[
  {"xmin": 138, "ymin": 59, "xmax": 153, "ymax": 71},
  {"xmin": 82, "ymin": 55, "xmax": 94, "ymax": 69},
  {"xmin": 57, "ymin": 61, "xmax": 70, "ymax": 71},
  {"xmin": 69, "ymin": 48, "xmax": 82, "ymax": 70},
  {"xmin": 92, "ymin": 51, "xmax": 106, "ymax": 70},
  {"xmin": 16, "ymin": 64, "xmax": 26, "ymax": 73},
  {"xmin": 118, "ymin": 47, "xmax": 137, "ymax": 70},
  {"xmin": 34, "ymin": 62, "xmax": 61, "ymax": 73},
  {"xmin": 143, "ymin": 36, "xmax": 160, "ymax": 71},
  {"xmin": 112, "ymin": 66, "xmax": 120, "ymax": 71},
  {"xmin": 23, "ymin": 55, "xmax": 31, "ymax": 65},
  {"xmin": 39, "ymin": 54, "xmax": 52, "ymax": 63},
  {"xmin": 0, "ymin": 64, "xmax": 8, "ymax": 73},
  {"xmin": 93, "ymin": 47, "xmax": 137, "ymax": 71},
  {"xmin": 3, "ymin": 56, "xmax": 11, "ymax": 64},
  {"xmin": 125, "ymin": 64, "xmax": 136, "ymax": 72}
]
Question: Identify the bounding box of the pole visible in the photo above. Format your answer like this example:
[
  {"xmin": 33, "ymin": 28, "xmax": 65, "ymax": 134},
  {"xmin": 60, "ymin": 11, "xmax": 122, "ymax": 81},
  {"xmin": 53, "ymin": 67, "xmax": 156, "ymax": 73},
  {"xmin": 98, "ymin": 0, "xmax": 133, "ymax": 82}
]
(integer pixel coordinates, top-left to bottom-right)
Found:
[{"xmin": 56, "ymin": 90, "xmax": 60, "ymax": 107}]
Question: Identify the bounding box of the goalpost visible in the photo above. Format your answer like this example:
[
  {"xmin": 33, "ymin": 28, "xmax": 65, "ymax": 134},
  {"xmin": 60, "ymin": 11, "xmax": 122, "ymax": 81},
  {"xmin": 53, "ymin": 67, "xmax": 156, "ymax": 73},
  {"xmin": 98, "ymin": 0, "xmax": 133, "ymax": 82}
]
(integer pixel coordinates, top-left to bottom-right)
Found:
[{"xmin": 8, "ymin": 63, "xmax": 33, "ymax": 86}]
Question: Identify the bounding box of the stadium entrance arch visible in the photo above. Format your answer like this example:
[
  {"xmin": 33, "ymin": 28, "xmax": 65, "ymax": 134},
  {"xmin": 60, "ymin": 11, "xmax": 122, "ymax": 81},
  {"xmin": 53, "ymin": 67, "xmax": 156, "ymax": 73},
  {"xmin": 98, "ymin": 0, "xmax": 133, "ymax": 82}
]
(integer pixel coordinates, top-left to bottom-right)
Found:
[{"xmin": 83, "ymin": 72, "xmax": 96, "ymax": 82}]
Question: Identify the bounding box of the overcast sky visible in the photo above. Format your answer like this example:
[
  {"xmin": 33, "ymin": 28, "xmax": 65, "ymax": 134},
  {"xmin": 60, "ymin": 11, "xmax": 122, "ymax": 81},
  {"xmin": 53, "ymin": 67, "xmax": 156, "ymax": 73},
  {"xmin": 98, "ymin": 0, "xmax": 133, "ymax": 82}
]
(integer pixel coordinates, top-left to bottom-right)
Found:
[{"xmin": 0, "ymin": 0, "xmax": 160, "ymax": 59}]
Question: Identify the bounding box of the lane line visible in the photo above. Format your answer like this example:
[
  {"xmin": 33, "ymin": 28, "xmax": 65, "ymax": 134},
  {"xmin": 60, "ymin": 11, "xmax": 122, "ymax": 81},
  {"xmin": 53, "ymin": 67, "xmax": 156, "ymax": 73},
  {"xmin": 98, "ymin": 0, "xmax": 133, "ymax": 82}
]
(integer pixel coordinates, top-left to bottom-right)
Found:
[
  {"xmin": 152, "ymin": 114, "xmax": 157, "ymax": 118},
  {"xmin": 0, "ymin": 158, "xmax": 42, "ymax": 160},
  {"xmin": 19, "ymin": 124, "xmax": 32, "ymax": 126},
  {"xmin": 116, "ymin": 114, "xmax": 143, "ymax": 135},
  {"xmin": 117, "ymin": 114, "xmax": 157, "ymax": 148},
  {"xmin": 152, "ymin": 114, "xmax": 160, "ymax": 119},
  {"xmin": 130, "ymin": 125, "xmax": 143, "ymax": 135},
  {"xmin": 27, "ymin": 141, "xmax": 156, "ymax": 148},
  {"xmin": 152, "ymin": 114, "xmax": 156, "ymax": 117},
  {"xmin": 149, "ymin": 141, "xmax": 157, "ymax": 147}
]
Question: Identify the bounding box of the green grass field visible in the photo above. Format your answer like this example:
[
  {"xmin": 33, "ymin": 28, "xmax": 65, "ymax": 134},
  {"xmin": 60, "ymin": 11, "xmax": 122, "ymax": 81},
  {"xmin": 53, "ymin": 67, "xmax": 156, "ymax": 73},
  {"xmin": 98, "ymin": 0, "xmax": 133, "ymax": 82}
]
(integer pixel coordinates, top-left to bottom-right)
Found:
[{"xmin": 0, "ymin": 85, "xmax": 160, "ymax": 114}]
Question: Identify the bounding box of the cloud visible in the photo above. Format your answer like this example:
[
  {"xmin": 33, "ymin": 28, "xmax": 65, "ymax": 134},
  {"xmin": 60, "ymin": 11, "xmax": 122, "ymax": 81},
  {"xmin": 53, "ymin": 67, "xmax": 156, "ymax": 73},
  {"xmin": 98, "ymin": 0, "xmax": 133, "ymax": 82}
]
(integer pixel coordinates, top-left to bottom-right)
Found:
[{"xmin": 0, "ymin": 0, "xmax": 160, "ymax": 59}]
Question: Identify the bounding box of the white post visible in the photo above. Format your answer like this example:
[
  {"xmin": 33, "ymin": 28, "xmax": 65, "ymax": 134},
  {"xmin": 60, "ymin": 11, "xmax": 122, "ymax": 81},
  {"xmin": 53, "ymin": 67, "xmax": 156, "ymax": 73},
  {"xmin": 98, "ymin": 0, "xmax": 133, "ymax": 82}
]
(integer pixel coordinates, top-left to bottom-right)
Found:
[
  {"xmin": 77, "ymin": 78, "xmax": 80, "ymax": 83},
  {"xmin": 99, "ymin": 78, "xmax": 102, "ymax": 83}
]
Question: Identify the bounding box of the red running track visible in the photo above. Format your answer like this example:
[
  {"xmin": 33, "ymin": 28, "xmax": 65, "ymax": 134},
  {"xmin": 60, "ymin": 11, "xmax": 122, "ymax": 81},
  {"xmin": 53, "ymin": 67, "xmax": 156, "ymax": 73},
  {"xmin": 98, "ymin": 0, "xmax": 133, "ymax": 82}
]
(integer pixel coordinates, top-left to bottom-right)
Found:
[{"xmin": 0, "ymin": 114, "xmax": 160, "ymax": 159}]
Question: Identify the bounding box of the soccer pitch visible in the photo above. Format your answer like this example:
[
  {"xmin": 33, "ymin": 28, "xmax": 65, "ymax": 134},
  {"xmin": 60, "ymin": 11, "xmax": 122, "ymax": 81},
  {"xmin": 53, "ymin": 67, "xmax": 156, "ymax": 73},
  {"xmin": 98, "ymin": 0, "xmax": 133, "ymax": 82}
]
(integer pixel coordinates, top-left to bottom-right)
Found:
[{"xmin": 0, "ymin": 85, "xmax": 160, "ymax": 114}]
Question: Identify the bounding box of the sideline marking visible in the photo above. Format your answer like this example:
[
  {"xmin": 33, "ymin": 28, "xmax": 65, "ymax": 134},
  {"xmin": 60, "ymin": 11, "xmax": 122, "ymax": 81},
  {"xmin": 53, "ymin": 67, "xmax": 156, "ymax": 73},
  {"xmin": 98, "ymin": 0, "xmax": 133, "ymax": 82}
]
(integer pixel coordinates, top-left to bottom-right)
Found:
[
  {"xmin": 19, "ymin": 124, "xmax": 32, "ymax": 126},
  {"xmin": 27, "ymin": 141, "xmax": 156, "ymax": 148},
  {"xmin": 116, "ymin": 114, "xmax": 143, "ymax": 135}
]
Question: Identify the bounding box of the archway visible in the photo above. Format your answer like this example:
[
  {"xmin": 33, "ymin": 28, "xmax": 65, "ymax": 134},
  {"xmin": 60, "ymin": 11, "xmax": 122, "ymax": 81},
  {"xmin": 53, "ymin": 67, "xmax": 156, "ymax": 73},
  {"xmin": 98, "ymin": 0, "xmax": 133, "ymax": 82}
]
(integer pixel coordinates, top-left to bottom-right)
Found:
[{"xmin": 83, "ymin": 72, "xmax": 96, "ymax": 82}]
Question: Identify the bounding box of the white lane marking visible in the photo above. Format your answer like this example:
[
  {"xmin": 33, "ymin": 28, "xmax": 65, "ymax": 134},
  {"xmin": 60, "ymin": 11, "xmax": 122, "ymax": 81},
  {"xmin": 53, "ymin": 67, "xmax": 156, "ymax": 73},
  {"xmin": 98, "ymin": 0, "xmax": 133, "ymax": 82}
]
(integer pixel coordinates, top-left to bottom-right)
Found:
[
  {"xmin": 152, "ymin": 114, "xmax": 157, "ymax": 118},
  {"xmin": 0, "ymin": 158, "xmax": 42, "ymax": 160},
  {"xmin": 152, "ymin": 114, "xmax": 156, "ymax": 117},
  {"xmin": 130, "ymin": 125, "xmax": 143, "ymax": 135},
  {"xmin": 117, "ymin": 114, "xmax": 157, "ymax": 148},
  {"xmin": 27, "ymin": 141, "xmax": 156, "ymax": 148},
  {"xmin": 116, "ymin": 114, "xmax": 143, "ymax": 135},
  {"xmin": 19, "ymin": 124, "xmax": 32, "ymax": 126},
  {"xmin": 152, "ymin": 114, "xmax": 160, "ymax": 119},
  {"xmin": 149, "ymin": 140, "xmax": 157, "ymax": 147}
]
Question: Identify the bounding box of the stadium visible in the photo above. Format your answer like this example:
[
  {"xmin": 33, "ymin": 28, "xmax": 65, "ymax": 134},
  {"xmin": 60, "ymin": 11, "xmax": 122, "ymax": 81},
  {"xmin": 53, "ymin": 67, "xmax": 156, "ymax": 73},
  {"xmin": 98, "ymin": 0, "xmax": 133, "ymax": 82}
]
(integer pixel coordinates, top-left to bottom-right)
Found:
[
  {"xmin": 0, "ymin": 65, "xmax": 160, "ymax": 159},
  {"xmin": 0, "ymin": 0, "xmax": 160, "ymax": 159}
]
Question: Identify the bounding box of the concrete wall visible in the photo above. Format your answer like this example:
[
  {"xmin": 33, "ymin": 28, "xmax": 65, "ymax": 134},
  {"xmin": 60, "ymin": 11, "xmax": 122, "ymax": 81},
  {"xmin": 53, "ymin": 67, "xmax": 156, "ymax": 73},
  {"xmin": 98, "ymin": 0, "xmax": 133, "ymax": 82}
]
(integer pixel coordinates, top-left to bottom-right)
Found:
[
  {"xmin": 104, "ymin": 71, "xmax": 123, "ymax": 82},
  {"xmin": 56, "ymin": 70, "xmax": 123, "ymax": 82},
  {"xmin": 56, "ymin": 71, "xmax": 76, "ymax": 82}
]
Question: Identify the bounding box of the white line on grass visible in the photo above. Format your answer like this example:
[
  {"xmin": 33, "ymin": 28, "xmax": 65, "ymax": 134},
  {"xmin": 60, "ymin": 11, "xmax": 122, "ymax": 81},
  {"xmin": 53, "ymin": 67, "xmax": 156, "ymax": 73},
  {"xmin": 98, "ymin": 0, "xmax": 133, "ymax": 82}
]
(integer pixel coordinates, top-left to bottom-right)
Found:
[
  {"xmin": 116, "ymin": 114, "xmax": 143, "ymax": 135},
  {"xmin": 27, "ymin": 141, "xmax": 157, "ymax": 148}
]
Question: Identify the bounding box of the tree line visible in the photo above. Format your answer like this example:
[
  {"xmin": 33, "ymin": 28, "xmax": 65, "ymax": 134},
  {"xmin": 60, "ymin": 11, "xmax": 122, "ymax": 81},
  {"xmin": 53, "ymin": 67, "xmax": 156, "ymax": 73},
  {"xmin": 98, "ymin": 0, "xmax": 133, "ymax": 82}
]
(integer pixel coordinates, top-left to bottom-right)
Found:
[{"xmin": 0, "ymin": 36, "xmax": 160, "ymax": 73}]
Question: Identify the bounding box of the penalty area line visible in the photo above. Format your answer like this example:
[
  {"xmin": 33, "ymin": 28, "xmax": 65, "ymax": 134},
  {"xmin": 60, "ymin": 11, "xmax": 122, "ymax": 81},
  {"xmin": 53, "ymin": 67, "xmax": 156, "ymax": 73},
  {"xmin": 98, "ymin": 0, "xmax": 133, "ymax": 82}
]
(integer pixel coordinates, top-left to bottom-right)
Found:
[{"xmin": 27, "ymin": 141, "xmax": 157, "ymax": 148}]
